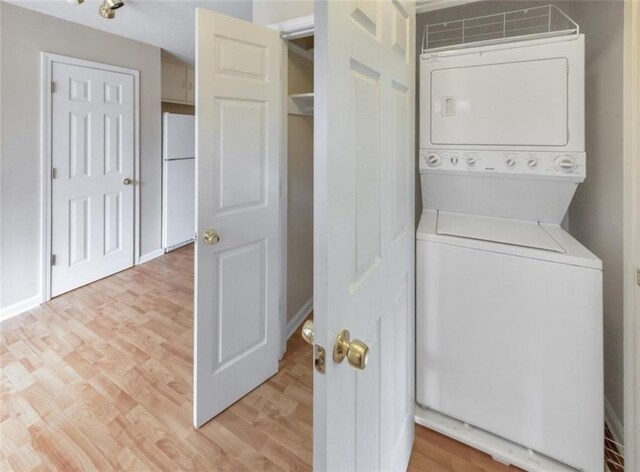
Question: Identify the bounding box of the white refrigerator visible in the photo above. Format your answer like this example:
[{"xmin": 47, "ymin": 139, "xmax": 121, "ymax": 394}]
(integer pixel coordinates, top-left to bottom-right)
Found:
[{"xmin": 162, "ymin": 113, "xmax": 195, "ymax": 251}]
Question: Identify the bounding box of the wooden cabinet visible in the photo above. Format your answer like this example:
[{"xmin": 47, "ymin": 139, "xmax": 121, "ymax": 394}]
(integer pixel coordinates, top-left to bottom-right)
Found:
[
  {"xmin": 186, "ymin": 67, "xmax": 195, "ymax": 103},
  {"xmin": 161, "ymin": 60, "xmax": 195, "ymax": 105}
]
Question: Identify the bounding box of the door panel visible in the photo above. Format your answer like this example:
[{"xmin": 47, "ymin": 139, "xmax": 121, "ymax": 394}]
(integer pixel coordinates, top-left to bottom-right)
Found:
[
  {"xmin": 104, "ymin": 114, "xmax": 123, "ymax": 174},
  {"xmin": 194, "ymin": 8, "xmax": 281, "ymax": 428},
  {"xmin": 51, "ymin": 62, "xmax": 134, "ymax": 297},
  {"xmin": 314, "ymin": 0, "xmax": 416, "ymax": 469},
  {"xmin": 216, "ymin": 99, "xmax": 266, "ymax": 212}
]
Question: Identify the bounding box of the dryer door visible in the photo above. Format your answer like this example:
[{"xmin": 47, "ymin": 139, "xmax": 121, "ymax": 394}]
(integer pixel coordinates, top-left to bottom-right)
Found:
[{"xmin": 430, "ymin": 57, "xmax": 568, "ymax": 146}]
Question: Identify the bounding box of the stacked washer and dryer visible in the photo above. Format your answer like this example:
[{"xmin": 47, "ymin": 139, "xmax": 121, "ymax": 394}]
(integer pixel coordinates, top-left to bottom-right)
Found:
[{"xmin": 416, "ymin": 8, "xmax": 603, "ymax": 472}]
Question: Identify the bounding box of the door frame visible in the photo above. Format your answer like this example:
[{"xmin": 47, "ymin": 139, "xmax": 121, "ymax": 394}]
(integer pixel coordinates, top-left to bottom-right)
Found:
[
  {"xmin": 624, "ymin": 0, "xmax": 640, "ymax": 468},
  {"xmin": 276, "ymin": 19, "xmax": 315, "ymax": 357},
  {"xmin": 40, "ymin": 53, "xmax": 141, "ymax": 303}
]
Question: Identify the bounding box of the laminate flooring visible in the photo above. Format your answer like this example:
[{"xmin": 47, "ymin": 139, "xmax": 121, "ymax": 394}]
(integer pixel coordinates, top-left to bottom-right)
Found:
[{"xmin": 1, "ymin": 245, "xmax": 519, "ymax": 472}]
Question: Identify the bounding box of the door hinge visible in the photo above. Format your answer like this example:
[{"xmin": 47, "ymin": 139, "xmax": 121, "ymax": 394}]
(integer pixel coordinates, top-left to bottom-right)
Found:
[
  {"xmin": 51, "ymin": 254, "xmax": 57, "ymax": 266},
  {"xmin": 51, "ymin": 168, "xmax": 57, "ymax": 179},
  {"xmin": 636, "ymin": 268, "xmax": 640, "ymax": 286},
  {"xmin": 314, "ymin": 344, "xmax": 326, "ymax": 373},
  {"xmin": 51, "ymin": 82, "xmax": 56, "ymax": 93}
]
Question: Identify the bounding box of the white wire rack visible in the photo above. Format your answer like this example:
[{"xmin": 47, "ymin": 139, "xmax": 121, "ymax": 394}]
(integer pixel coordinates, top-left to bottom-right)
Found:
[
  {"xmin": 422, "ymin": 5, "xmax": 579, "ymax": 54},
  {"xmin": 604, "ymin": 430, "xmax": 625, "ymax": 471}
]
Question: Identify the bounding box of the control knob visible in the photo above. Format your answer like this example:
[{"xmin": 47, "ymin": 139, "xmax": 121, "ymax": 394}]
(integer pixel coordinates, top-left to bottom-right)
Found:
[
  {"xmin": 426, "ymin": 153, "xmax": 441, "ymax": 167},
  {"xmin": 506, "ymin": 158, "xmax": 515, "ymax": 167},
  {"xmin": 528, "ymin": 158, "xmax": 538, "ymax": 168},
  {"xmin": 466, "ymin": 156, "xmax": 477, "ymax": 167},
  {"xmin": 451, "ymin": 156, "xmax": 459, "ymax": 165},
  {"xmin": 555, "ymin": 155, "xmax": 577, "ymax": 173}
]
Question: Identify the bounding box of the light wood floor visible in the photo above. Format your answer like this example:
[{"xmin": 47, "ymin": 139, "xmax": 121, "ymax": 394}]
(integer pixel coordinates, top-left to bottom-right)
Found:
[{"xmin": 1, "ymin": 245, "xmax": 518, "ymax": 471}]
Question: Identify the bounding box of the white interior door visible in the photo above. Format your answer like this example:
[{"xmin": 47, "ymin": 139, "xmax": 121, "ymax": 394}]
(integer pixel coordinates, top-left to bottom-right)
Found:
[
  {"xmin": 194, "ymin": 8, "xmax": 282, "ymax": 427},
  {"xmin": 314, "ymin": 0, "xmax": 416, "ymax": 470},
  {"xmin": 51, "ymin": 62, "xmax": 135, "ymax": 297}
]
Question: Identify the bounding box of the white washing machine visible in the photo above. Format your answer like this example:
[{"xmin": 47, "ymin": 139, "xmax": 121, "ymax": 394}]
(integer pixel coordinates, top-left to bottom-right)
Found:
[
  {"xmin": 416, "ymin": 210, "xmax": 603, "ymax": 471},
  {"xmin": 416, "ymin": 22, "xmax": 603, "ymax": 472}
]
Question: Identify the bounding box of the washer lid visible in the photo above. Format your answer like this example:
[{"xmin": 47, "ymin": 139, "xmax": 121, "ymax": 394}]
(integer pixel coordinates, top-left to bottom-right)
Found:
[
  {"xmin": 436, "ymin": 211, "xmax": 564, "ymax": 252},
  {"xmin": 417, "ymin": 210, "xmax": 602, "ymax": 270}
]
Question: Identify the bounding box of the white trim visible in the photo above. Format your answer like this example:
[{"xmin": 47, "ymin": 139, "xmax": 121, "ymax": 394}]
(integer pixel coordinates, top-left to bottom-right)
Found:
[
  {"xmin": 279, "ymin": 40, "xmax": 289, "ymax": 359},
  {"xmin": 0, "ymin": 295, "xmax": 41, "ymax": 323},
  {"xmin": 416, "ymin": 0, "xmax": 478, "ymax": 14},
  {"xmin": 41, "ymin": 53, "xmax": 141, "ymax": 304},
  {"xmin": 605, "ymin": 397, "xmax": 625, "ymax": 446},
  {"xmin": 277, "ymin": 17, "xmax": 315, "ymax": 358},
  {"xmin": 138, "ymin": 249, "xmax": 165, "ymax": 265},
  {"xmin": 623, "ymin": 0, "xmax": 640, "ymax": 469},
  {"xmin": 268, "ymin": 14, "xmax": 314, "ymax": 40},
  {"xmin": 287, "ymin": 298, "xmax": 313, "ymax": 340},
  {"xmin": 415, "ymin": 406, "xmax": 575, "ymax": 471}
]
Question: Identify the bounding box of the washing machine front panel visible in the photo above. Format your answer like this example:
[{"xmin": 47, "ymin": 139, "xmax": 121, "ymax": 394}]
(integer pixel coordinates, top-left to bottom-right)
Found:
[{"xmin": 416, "ymin": 238, "xmax": 603, "ymax": 471}]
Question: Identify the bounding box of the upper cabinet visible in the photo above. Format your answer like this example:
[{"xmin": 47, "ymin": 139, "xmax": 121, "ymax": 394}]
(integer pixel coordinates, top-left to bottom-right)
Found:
[
  {"xmin": 161, "ymin": 60, "xmax": 195, "ymax": 105},
  {"xmin": 186, "ymin": 67, "xmax": 195, "ymax": 104}
]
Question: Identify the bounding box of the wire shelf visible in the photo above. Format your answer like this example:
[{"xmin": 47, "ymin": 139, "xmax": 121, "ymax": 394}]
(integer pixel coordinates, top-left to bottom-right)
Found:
[
  {"xmin": 422, "ymin": 5, "xmax": 579, "ymax": 55},
  {"xmin": 604, "ymin": 424, "xmax": 625, "ymax": 471}
]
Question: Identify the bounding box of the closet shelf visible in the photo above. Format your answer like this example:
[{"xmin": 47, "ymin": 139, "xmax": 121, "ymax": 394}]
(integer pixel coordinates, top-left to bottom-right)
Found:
[{"xmin": 288, "ymin": 93, "xmax": 314, "ymax": 116}]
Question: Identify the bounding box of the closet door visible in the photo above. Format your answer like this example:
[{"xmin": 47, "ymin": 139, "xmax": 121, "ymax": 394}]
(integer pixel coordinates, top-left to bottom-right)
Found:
[{"xmin": 194, "ymin": 7, "xmax": 282, "ymax": 428}]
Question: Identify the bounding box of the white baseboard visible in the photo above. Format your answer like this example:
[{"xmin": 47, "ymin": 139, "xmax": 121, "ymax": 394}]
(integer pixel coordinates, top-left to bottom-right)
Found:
[
  {"xmin": 0, "ymin": 295, "xmax": 41, "ymax": 323},
  {"xmin": 605, "ymin": 397, "xmax": 624, "ymax": 446},
  {"xmin": 138, "ymin": 249, "xmax": 164, "ymax": 265},
  {"xmin": 287, "ymin": 297, "xmax": 313, "ymax": 339}
]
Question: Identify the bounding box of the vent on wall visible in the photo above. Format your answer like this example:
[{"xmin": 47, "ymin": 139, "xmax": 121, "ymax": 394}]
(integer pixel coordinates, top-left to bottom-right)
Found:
[{"xmin": 422, "ymin": 5, "xmax": 579, "ymax": 54}]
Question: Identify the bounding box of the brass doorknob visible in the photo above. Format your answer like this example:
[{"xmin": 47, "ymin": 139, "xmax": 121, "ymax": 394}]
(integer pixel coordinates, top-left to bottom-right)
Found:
[
  {"xmin": 123, "ymin": 177, "xmax": 133, "ymax": 185},
  {"xmin": 301, "ymin": 320, "xmax": 314, "ymax": 345},
  {"xmin": 203, "ymin": 229, "xmax": 220, "ymax": 245},
  {"xmin": 333, "ymin": 329, "xmax": 369, "ymax": 370}
]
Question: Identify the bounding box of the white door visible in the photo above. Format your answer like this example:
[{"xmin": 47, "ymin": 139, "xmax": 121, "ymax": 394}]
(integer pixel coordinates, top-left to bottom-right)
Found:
[
  {"xmin": 51, "ymin": 62, "xmax": 135, "ymax": 297},
  {"xmin": 194, "ymin": 8, "xmax": 282, "ymax": 427},
  {"xmin": 314, "ymin": 0, "xmax": 416, "ymax": 470}
]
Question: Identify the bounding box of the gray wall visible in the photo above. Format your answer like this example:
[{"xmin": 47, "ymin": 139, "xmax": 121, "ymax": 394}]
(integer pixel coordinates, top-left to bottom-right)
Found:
[
  {"xmin": 0, "ymin": 3, "xmax": 162, "ymax": 310},
  {"xmin": 416, "ymin": 0, "xmax": 625, "ymax": 426},
  {"xmin": 287, "ymin": 49, "xmax": 314, "ymax": 323},
  {"xmin": 566, "ymin": 0, "xmax": 625, "ymax": 426}
]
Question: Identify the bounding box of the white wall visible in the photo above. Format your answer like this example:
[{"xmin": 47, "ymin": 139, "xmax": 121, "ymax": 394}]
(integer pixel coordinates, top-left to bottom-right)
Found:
[
  {"xmin": 286, "ymin": 49, "xmax": 314, "ymax": 323},
  {"xmin": 0, "ymin": 3, "xmax": 162, "ymax": 313},
  {"xmin": 253, "ymin": 0, "xmax": 313, "ymax": 25},
  {"xmin": 416, "ymin": 0, "xmax": 626, "ymax": 430}
]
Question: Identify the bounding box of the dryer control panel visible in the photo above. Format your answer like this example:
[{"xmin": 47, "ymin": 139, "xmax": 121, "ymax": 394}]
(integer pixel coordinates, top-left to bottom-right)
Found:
[{"xmin": 419, "ymin": 149, "xmax": 586, "ymax": 180}]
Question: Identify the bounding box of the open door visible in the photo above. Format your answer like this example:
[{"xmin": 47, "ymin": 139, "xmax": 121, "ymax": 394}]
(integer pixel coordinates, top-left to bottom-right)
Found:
[
  {"xmin": 314, "ymin": 0, "xmax": 416, "ymax": 470},
  {"xmin": 194, "ymin": 8, "xmax": 282, "ymax": 427}
]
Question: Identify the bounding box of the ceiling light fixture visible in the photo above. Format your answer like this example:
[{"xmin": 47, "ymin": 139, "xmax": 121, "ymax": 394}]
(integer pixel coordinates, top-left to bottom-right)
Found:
[
  {"xmin": 105, "ymin": 0, "xmax": 125, "ymax": 10},
  {"xmin": 98, "ymin": 1, "xmax": 116, "ymax": 19}
]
